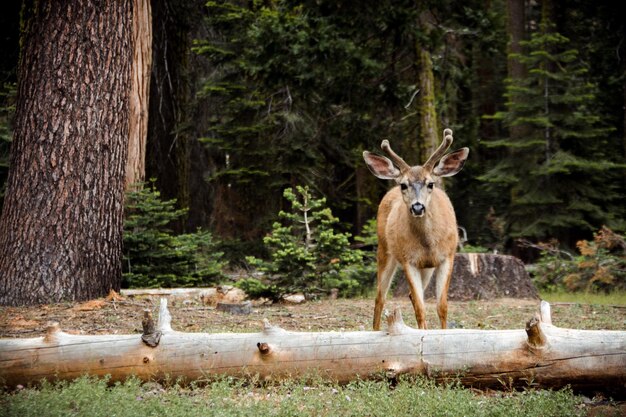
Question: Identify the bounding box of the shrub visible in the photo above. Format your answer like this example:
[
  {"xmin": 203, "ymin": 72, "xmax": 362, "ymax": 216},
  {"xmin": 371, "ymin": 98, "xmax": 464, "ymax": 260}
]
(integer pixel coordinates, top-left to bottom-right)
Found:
[
  {"xmin": 242, "ymin": 186, "xmax": 375, "ymax": 301},
  {"xmin": 123, "ymin": 181, "xmax": 226, "ymax": 288},
  {"xmin": 354, "ymin": 218, "xmax": 378, "ymax": 249},
  {"xmin": 530, "ymin": 226, "xmax": 626, "ymax": 292}
]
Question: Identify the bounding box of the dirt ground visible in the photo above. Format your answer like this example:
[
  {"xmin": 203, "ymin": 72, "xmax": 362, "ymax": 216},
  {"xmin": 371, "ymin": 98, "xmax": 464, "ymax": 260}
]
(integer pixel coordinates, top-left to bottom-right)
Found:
[{"xmin": 1, "ymin": 290, "xmax": 624, "ymax": 338}]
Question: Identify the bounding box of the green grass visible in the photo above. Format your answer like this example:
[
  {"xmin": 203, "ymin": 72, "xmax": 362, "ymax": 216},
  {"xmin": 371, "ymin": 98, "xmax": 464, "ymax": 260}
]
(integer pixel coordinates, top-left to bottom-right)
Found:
[
  {"xmin": 540, "ymin": 290, "xmax": 626, "ymax": 306},
  {"xmin": 0, "ymin": 375, "xmax": 586, "ymax": 417}
]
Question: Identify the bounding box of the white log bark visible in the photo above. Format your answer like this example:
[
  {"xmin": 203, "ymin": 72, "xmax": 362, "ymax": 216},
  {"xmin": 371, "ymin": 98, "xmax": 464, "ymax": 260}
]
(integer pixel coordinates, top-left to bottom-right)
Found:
[{"xmin": 1, "ymin": 300, "xmax": 625, "ymax": 395}]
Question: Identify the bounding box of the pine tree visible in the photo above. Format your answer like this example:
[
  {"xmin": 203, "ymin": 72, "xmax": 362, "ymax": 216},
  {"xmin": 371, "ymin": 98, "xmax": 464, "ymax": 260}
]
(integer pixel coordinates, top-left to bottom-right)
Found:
[
  {"xmin": 481, "ymin": 21, "xmax": 622, "ymax": 245},
  {"xmin": 243, "ymin": 186, "xmax": 373, "ymax": 300},
  {"xmin": 123, "ymin": 181, "xmax": 225, "ymax": 288},
  {"xmin": 0, "ymin": 1, "xmax": 133, "ymax": 305},
  {"xmin": 194, "ymin": 1, "xmax": 430, "ymax": 242}
]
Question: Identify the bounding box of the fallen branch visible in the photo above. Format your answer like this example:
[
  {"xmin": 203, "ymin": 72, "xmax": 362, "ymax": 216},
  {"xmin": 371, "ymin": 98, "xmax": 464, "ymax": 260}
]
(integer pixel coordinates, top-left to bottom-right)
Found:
[
  {"xmin": 1, "ymin": 300, "xmax": 624, "ymax": 397},
  {"xmin": 121, "ymin": 288, "xmax": 209, "ymax": 297}
]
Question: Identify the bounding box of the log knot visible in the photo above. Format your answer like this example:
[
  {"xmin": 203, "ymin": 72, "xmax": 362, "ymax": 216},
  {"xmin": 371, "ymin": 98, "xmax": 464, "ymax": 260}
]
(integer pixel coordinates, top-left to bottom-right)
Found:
[{"xmin": 257, "ymin": 342, "xmax": 271, "ymax": 355}]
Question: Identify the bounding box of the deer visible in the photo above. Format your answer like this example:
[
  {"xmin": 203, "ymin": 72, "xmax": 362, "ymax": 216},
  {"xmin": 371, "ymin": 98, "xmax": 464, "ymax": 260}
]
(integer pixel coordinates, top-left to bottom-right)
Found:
[{"xmin": 362, "ymin": 128, "xmax": 469, "ymax": 330}]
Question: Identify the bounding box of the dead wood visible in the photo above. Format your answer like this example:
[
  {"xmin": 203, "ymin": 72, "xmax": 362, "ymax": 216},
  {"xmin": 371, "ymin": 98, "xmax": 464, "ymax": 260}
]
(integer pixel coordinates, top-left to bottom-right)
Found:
[
  {"xmin": 1, "ymin": 300, "xmax": 624, "ymax": 397},
  {"xmin": 395, "ymin": 253, "xmax": 539, "ymax": 300},
  {"xmin": 216, "ymin": 301, "xmax": 252, "ymax": 315}
]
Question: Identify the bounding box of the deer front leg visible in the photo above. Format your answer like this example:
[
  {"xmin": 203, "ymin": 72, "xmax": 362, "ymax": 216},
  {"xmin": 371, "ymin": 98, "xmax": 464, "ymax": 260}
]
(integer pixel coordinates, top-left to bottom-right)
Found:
[
  {"xmin": 403, "ymin": 264, "xmax": 427, "ymax": 329},
  {"xmin": 420, "ymin": 267, "xmax": 435, "ymax": 295},
  {"xmin": 373, "ymin": 253, "xmax": 397, "ymax": 331},
  {"xmin": 434, "ymin": 256, "xmax": 454, "ymax": 329}
]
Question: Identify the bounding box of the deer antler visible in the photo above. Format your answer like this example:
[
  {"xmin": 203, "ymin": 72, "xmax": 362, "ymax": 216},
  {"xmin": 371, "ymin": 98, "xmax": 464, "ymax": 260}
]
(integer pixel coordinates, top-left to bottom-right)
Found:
[
  {"xmin": 381, "ymin": 140, "xmax": 411, "ymax": 172},
  {"xmin": 423, "ymin": 128, "xmax": 453, "ymax": 171}
]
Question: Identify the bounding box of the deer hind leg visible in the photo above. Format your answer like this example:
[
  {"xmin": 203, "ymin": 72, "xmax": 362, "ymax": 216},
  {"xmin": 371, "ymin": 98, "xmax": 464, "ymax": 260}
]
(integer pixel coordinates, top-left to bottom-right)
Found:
[
  {"xmin": 403, "ymin": 264, "xmax": 427, "ymax": 329},
  {"xmin": 434, "ymin": 256, "xmax": 454, "ymax": 329},
  {"xmin": 373, "ymin": 254, "xmax": 398, "ymax": 330}
]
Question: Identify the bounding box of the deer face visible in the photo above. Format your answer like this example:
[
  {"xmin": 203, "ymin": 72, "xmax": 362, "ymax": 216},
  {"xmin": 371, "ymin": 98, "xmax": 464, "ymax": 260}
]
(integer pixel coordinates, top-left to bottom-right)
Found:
[
  {"xmin": 398, "ymin": 168, "xmax": 435, "ymax": 218},
  {"xmin": 363, "ymin": 129, "xmax": 469, "ymax": 219}
]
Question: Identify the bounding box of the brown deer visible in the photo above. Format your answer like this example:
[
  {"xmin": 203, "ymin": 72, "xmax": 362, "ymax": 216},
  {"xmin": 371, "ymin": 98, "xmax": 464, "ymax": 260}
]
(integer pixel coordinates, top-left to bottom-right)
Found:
[{"xmin": 363, "ymin": 129, "xmax": 469, "ymax": 330}]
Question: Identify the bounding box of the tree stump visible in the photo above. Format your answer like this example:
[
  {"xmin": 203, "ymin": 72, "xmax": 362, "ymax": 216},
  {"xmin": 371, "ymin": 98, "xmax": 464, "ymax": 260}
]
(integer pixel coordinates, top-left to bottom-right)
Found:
[{"xmin": 394, "ymin": 253, "xmax": 539, "ymax": 300}]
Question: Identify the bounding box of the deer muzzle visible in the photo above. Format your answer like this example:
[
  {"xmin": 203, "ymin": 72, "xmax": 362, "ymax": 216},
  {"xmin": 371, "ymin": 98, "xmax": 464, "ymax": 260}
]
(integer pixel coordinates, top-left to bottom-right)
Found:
[{"xmin": 410, "ymin": 202, "xmax": 426, "ymax": 217}]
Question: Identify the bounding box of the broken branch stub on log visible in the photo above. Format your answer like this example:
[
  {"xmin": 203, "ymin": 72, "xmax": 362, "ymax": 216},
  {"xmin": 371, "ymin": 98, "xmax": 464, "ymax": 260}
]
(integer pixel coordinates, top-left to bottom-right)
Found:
[
  {"xmin": 141, "ymin": 310, "xmax": 161, "ymax": 347},
  {"xmin": 0, "ymin": 298, "xmax": 624, "ymax": 397}
]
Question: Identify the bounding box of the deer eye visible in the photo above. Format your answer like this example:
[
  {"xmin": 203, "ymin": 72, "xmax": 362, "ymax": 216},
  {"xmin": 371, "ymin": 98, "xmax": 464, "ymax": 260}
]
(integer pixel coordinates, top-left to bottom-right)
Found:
[
  {"xmin": 400, "ymin": 183, "xmax": 408, "ymax": 191},
  {"xmin": 427, "ymin": 182, "xmax": 434, "ymax": 190}
]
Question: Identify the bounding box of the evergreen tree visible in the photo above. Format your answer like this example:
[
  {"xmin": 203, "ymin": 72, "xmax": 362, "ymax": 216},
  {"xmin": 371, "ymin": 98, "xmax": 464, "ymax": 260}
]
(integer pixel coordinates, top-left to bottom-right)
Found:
[
  {"xmin": 243, "ymin": 186, "xmax": 373, "ymax": 300},
  {"xmin": 0, "ymin": 1, "xmax": 133, "ymax": 305},
  {"xmin": 195, "ymin": 1, "xmax": 433, "ymax": 242},
  {"xmin": 481, "ymin": 22, "xmax": 623, "ymax": 245},
  {"xmin": 123, "ymin": 182, "xmax": 225, "ymax": 288}
]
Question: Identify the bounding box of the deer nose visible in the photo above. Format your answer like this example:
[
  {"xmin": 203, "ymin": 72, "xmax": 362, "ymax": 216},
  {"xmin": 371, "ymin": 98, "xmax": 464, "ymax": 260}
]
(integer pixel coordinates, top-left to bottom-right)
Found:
[{"xmin": 410, "ymin": 203, "xmax": 425, "ymax": 217}]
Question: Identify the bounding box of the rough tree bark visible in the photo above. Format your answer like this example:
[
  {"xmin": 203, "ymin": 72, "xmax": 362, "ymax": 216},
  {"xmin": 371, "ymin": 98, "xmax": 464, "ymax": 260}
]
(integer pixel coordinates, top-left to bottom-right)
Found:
[
  {"xmin": 416, "ymin": 47, "xmax": 440, "ymax": 160},
  {"xmin": 125, "ymin": 0, "xmax": 152, "ymax": 190},
  {"xmin": 412, "ymin": 10, "xmax": 441, "ymax": 163},
  {"xmin": 1, "ymin": 300, "xmax": 624, "ymax": 397},
  {"xmin": 145, "ymin": 0, "xmax": 194, "ymax": 232},
  {"xmin": 506, "ymin": 0, "xmax": 527, "ymax": 140},
  {"xmin": 506, "ymin": 0, "xmax": 526, "ymax": 81},
  {"xmin": 0, "ymin": 0, "xmax": 133, "ymax": 306},
  {"xmin": 142, "ymin": 0, "xmax": 213, "ymax": 233}
]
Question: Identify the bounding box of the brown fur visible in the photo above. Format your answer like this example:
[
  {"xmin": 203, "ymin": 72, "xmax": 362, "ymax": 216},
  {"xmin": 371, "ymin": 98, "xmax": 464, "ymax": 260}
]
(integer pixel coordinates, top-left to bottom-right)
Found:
[{"xmin": 364, "ymin": 130, "xmax": 468, "ymax": 330}]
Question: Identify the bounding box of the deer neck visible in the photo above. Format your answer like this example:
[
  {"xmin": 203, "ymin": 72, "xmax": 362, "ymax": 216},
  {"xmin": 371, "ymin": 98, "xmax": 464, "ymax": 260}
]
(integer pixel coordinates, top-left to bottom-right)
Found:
[{"xmin": 404, "ymin": 205, "xmax": 433, "ymax": 233}]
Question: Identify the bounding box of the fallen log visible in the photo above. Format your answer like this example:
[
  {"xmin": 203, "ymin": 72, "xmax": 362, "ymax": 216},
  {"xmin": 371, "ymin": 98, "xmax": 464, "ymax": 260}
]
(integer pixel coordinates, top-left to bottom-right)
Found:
[
  {"xmin": 1, "ymin": 300, "xmax": 624, "ymax": 397},
  {"xmin": 120, "ymin": 286, "xmax": 247, "ymax": 306}
]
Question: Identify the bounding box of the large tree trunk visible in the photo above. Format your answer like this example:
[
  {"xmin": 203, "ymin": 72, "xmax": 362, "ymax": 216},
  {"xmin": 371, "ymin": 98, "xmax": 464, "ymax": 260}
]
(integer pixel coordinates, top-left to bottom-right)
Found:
[
  {"xmin": 141, "ymin": 0, "xmax": 214, "ymax": 233},
  {"xmin": 1, "ymin": 300, "xmax": 624, "ymax": 397},
  {"xmin": 145, "ymin": 0, "xmax": 194, "ymax": 232},
  {"xmin": 125, "ymin": 0, "xmax": 152, "ymax": 190},
  {"xmin": 416, "ymin": 47, "xmax": 440, "ymax": 160},
  {"xmin": 0, "ymin": 1, "xmax": 133, "ymax": 306},
  {"xmin": 354, "ymin": 165, "xmax": 377, "ymax": 234},
  {"xmin": 622, "ymin": 71, "xmax": 626, "ymax": 214},
  {"xmin": 506, "ymin": 0, "xmax": 525, "ymax": 81},
  {"xmin": 506, "ymin": 0, "xmax": 527, "ymax": 140}
]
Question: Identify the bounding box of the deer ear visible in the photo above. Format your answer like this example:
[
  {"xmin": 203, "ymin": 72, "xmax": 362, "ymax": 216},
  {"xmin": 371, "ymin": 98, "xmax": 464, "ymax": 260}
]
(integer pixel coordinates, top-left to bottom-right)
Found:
[
  {"xmin": 432, "ymin": 147, "xmax": 469, "ymax": 177},
  {"xmin": 363, "ymin": 151, "xmax": 401, "ymax": 180}
]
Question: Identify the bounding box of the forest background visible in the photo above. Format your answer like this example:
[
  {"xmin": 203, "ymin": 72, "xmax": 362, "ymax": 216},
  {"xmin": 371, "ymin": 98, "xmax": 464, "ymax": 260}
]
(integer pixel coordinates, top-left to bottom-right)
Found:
[{"xmin": 0, "ymin": 0, "xmax": 624, "ymax": 303}]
